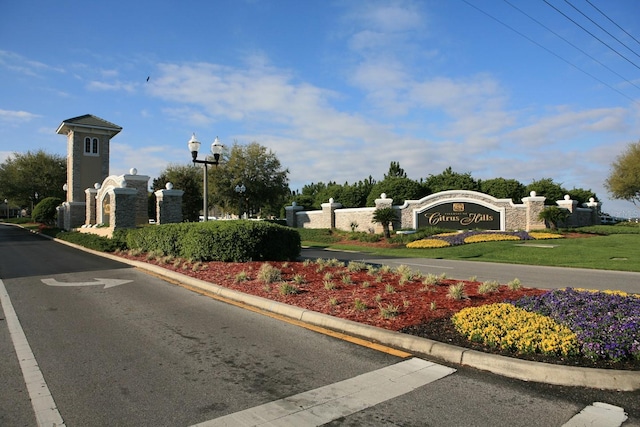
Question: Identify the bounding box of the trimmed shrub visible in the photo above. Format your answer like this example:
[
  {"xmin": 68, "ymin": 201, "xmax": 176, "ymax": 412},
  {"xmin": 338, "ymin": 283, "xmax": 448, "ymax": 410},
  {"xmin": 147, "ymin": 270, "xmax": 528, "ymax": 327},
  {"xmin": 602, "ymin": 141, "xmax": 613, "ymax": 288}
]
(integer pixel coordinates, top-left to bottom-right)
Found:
[
  {"xmin": 32, "ymin": 197, "xmax": 63, "ymax": 225},
  {"xmin": 123, "ymin": 223, "xmax": 192, "ymax": 255},
  {"xmin": 55, "ymin": 231, "xmax": 126, "ymax": 252},
  {"xmin": 124, "ymin": 220, "xmax": 300, "ymax": 262}
]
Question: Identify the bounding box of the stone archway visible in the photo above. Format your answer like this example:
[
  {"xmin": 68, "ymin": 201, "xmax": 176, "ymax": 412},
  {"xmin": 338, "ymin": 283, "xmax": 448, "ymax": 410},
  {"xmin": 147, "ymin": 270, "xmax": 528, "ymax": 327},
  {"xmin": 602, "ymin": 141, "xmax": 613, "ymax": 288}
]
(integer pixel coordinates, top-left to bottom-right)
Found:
[{"xmin": 101, "ymin": 192, "xmax": 111, "ymax": 226}]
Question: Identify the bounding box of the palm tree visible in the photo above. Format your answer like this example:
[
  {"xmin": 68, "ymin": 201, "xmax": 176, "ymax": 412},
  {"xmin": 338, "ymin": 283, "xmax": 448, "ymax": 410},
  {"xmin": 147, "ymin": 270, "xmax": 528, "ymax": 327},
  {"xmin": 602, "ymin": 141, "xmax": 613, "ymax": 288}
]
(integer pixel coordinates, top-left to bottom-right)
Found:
[
  {"xmin": 372, "ymin": 207, "xmax": 398, "ymax": 239},
  {"xmin": 538, "ymin": 206, "xmax": 570, "ymax": 230}
]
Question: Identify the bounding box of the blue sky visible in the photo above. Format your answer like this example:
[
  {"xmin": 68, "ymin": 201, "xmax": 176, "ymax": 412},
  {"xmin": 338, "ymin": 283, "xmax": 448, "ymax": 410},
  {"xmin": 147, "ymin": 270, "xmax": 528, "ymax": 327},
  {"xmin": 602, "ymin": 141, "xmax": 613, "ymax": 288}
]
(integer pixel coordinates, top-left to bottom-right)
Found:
[{"xmin": 1, "ymin": 0, "xmax": 639, "ymax": 216}]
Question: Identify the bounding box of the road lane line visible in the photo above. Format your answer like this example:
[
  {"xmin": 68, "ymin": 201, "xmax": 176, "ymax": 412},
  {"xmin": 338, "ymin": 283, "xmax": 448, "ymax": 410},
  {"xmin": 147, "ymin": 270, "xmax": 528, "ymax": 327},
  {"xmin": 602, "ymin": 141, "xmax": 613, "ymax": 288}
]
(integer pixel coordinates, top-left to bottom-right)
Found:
[
  {"xmin": 0, "ymin": 279, "xmax": 65, "ymax": 427},
  {"xmin": 191, "ymin": 357, "xmax": 455, "ymax": 427}
]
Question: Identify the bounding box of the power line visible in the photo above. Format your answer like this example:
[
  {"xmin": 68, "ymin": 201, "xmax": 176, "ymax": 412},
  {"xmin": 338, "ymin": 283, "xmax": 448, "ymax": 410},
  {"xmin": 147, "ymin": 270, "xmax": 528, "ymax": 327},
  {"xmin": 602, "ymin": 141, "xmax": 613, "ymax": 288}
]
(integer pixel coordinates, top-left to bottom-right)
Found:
[
  {"xmin": 503, "ymin": 0, "xmax": 640, "ymax": 92},
  {"xmin": 543, "ymin": 0, "xmax": 640, "ymax": 72},
  {"xmin": 563, "ymin": 0, "xmax": 640, "ymax": 61},
  {"xmin": 585, "ymin": 0, "xmax": 640, "ymax": 48},
  {"xmin": 460, "ymin": 0, "xmax": 640, "ymax": 105}
]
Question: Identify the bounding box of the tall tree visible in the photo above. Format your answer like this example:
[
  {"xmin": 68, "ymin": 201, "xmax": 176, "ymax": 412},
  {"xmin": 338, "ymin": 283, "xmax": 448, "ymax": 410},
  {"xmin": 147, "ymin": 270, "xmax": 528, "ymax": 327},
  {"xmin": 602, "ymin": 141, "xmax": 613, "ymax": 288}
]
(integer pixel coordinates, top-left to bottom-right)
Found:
[
  {"xmin": 211, "ymin": 142, "xmax": 290, "ymax": 217},
  {"xmin": 152, "ymin": 164, "xmax": 203, "ymax": 222},
  {"xmin": 385, "ymin": 161, "xmax": 407, "ymax": 179},
  {"xmin": 480, "ymin": 178, "xmax": 527, "ymax": 201},
  {"xmin": 566, "ymin": 187, "xmax": 597, "ymax": 206},
  {"xmin": 366, "ymin": 177, "xmax": 427, "ymax": 206},
  {"xmin": 605, "ymin": 141, "xmax": 640, "ymax": 207},
  {"xmin": 0, "ymin": 150, "xmax": 66, "ymax": 209},
  {"xmin": 423, "ymin": 167, "xmax": 479, "ymax": 193},
  {"xmin": 526, "ymin": 178, "xmax": 566, "ymax": 205}
]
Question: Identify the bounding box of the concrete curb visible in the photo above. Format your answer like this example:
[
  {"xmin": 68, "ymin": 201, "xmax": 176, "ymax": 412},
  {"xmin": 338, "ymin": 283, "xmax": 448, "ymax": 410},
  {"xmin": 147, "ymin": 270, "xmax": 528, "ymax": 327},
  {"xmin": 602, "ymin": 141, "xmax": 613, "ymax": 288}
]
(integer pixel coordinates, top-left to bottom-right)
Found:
[{"xmin": 47, "ymin": 235, "xmax": 640, "ymax": 391}]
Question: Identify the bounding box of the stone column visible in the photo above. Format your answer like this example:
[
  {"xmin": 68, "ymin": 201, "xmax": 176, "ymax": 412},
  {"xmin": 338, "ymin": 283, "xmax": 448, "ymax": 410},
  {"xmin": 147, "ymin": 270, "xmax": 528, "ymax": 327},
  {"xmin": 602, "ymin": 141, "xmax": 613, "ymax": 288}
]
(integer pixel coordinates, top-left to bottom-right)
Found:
[
  {"xmin": 85, "ymin": 186, "xmax": 99, "ymax": 225},
  {"xmin": 56, "ymin": 205, "xmax": 65, "ymax": 229},
  {"xmin": 373, "ymin": 193, "xmax": 396, "ymax": 234},
  {"xmin": 374, "ymin": 193, "xmax": 393, "ymax": 209},
  {"xmin": 65, "ymin": 202, "xmax": 86, "ymax": 230},
  {"xmin": 583, "ymin": 197, "xmax": 602, "ymax": 225},
  {"xmin": 285, "ymin": 202, "xmax": 305, "ymax": 228},
  {"xmin": 122, "ymin": 169, "xmax": 150, "ymax": 226},
  {"xmin": 155, "ymin": 183, "xmax": 184, "ymax": 224},
  {"xmin": 556, "ymin": 195, "xmax": 578, "ymax": 213},
  {"xmin": 320, "ymin": 198, "xmax": 342, "ymax": 229},
  {"xmin": 556, "ymin": 195, "xmax": 579, "ymax": 228},
  {"xmin": 111, "ymin": 187, "xmax": 138, "ymax": 229},
  {"xmin": 522, "ymin": 191, "xmax": 546, "ymax": 231}
]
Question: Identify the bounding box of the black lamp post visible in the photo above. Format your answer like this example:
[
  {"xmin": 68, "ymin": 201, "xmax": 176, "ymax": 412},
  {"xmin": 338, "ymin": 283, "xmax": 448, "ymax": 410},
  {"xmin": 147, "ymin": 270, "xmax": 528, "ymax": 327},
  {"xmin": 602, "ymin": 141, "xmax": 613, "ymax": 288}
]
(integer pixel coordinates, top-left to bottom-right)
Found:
[
  {"xmin": 188, "ymin": 133, "xmax": 224, "ymax": 222},
  {"xmin": 234, "ymin": 184, "xmax": 246, "ymax": 218}
]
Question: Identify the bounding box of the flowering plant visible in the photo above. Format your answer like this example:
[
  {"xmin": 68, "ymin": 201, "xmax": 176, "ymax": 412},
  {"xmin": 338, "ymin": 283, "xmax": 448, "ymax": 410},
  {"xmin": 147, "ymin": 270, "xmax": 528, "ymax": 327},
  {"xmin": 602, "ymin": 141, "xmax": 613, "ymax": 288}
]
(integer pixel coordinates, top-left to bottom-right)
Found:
[
  {"xmin": 513, "ymin": 288, "xmax": 640, "ymax": 361},
  {"xmin": 452, "ymin": 303, "xmax": 578, "ymax": 356},
  {"xmin": 406, "ymin": 230, "xmax": 555, "ymax": 248}
]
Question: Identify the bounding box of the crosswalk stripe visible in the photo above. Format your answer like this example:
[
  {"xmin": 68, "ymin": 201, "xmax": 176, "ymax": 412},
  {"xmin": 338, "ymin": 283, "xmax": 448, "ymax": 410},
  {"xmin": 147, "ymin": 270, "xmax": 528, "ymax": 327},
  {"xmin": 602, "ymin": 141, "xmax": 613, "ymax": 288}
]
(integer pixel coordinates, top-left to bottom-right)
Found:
[
  {"xmin": 191, "ymin": 357, "xmax": 456, "ymax": 427},
  {"xmin": 562, "ymin": 402, "xmax": 628, "ymax": 427}
]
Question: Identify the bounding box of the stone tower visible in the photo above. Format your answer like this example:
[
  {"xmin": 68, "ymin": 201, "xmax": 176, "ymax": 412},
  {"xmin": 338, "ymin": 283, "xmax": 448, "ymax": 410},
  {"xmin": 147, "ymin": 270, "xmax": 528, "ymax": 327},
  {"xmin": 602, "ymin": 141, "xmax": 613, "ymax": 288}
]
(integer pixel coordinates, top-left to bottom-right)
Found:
[
  {"xmin": 56, "ymin": 114, "xmax": 122, "ymax": 203},
  {"xmin": 56, "ymin": 114, "xmax": 121, "ymax": 229}
]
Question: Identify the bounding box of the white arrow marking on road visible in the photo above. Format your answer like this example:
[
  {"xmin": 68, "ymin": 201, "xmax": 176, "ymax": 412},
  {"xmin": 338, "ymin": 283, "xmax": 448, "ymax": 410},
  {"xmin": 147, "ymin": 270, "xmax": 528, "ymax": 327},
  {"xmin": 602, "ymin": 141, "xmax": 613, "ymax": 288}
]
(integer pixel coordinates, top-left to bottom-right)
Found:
[{"xmin": 41, "ymin": 278, "xmax": 133, "ymax": 288}]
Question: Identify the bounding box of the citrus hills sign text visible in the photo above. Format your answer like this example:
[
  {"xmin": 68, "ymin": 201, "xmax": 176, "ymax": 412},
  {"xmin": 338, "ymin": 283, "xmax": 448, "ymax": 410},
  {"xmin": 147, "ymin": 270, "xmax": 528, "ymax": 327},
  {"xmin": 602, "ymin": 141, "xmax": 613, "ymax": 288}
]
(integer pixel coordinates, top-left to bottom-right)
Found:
[{"xmin": 417, "ymin": 202, "xmax": 501, "ymax": 230}]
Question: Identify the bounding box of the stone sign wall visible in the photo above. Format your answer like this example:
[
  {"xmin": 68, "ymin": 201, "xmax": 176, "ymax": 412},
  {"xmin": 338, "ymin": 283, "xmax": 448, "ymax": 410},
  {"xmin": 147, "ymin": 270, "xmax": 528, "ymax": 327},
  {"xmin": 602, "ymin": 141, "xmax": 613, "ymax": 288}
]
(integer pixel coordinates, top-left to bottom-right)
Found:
[{"xmin": 286, "ymin": 190, "xmax": 602, "ymax": 233}]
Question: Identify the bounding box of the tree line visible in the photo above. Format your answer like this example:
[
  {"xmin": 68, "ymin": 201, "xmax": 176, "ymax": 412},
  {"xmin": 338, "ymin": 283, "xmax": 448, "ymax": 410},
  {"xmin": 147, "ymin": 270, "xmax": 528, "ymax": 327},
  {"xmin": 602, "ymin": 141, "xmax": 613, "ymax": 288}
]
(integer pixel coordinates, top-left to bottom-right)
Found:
[
  {"xmin": 4, "ymin": 140, "xmax": 640, "ymax": 221},
  {"xmin": 290, "ymin": 163, "xmax": 598, "ymax": 210}
]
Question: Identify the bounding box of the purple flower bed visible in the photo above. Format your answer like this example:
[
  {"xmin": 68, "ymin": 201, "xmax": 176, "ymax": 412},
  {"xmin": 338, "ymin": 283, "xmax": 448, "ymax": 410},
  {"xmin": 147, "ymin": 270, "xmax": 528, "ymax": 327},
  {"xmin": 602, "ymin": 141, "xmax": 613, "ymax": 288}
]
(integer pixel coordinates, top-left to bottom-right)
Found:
[
  {"xmin": 435, "ymin": 230, "xmax": 534, "ymax": 246},
  {"xmin": 513, "ymin": 288, "xmax": 640, "ymax": 361}
]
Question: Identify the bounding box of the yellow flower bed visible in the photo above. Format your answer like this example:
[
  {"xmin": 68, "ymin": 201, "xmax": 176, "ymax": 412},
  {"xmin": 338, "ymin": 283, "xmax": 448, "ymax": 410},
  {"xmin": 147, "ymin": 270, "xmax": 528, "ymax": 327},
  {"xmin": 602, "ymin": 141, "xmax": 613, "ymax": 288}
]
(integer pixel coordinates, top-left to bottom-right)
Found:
[
  {"xmin": 406, "ymin": 239, "xmax": 451, "ymax": 249},
  {"xmin": 433, "ymin": 232, "xmax": 460, "ymax": 237},
  {"xmin": 571, "ymin": 288, "xmax": 640, "ymax": 298},
  {"xmin": 463, "ymin": 234, "xmax": 521, "ymax": 244},
  {"xmin": 451, "ymin": 303, "xmax": 579, "ymax": 356},
  {"xmin": 529, "ymin": 232, "xmax": 564, "ymax": 240}
]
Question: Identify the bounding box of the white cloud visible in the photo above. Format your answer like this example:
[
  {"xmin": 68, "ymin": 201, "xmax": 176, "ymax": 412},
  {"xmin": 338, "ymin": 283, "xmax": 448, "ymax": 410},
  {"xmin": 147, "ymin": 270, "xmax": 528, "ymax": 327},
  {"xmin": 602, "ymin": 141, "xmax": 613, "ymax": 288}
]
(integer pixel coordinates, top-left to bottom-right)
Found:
[
  {"xmin": 0, "ymin": 109, "xmax": 40, "ymax": 123},
  {"xmin": 87, "ymin": 80, "xmax": 137, "ymax": 93}
]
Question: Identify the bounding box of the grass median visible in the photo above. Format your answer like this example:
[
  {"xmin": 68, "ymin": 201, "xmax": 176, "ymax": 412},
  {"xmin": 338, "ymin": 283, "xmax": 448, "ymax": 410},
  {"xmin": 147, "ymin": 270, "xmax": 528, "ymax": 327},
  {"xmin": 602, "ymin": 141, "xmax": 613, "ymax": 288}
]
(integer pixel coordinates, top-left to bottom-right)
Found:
[{"xmin": 301, "ymin": 225, "xmax": 640, "ymax": 272}]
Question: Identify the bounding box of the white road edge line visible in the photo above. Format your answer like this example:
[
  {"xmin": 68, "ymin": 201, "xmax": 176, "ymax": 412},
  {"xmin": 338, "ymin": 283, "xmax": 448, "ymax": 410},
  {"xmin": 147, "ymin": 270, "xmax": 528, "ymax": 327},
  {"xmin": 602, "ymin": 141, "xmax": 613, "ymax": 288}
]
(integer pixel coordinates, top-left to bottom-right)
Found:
[
  {"xmin": 561, "ymin": 402, "xmax": 628, "ymax": 427},
  {"xmin": 0, "ymin": 279, "xmax": 65, "ymax": 427},
  {"xmin": 191, "ymin": 357, "xmax": 456, "ymax": 427}
]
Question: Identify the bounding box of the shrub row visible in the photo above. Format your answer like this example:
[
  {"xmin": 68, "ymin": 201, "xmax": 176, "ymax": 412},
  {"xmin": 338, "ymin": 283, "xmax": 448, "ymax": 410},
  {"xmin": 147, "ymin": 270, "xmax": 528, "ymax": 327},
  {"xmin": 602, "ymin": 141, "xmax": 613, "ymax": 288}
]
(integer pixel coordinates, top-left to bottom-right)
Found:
[
  {"xmin": 124, "ymin": 220, "xmax": 301, "ymax": 262},
  {"xmin": 55, "ymin": 231, "xmax": 127, "ymax": 252}
]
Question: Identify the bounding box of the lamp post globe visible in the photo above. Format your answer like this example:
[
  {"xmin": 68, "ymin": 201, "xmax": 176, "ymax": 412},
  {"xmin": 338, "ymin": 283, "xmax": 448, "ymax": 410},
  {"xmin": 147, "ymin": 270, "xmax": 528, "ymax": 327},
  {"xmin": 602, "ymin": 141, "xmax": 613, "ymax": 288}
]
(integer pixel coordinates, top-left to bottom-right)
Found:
[
  {"xmin": 211, "ymin": 136, "xmax": 223, "ymax": 161},
  {"xmin": 188, "ymin": 133, "xmax": 201, "ymax": 162},
  {"xmin": 188, "ymin": 133, "xmax": 224, "ymax": 222}
]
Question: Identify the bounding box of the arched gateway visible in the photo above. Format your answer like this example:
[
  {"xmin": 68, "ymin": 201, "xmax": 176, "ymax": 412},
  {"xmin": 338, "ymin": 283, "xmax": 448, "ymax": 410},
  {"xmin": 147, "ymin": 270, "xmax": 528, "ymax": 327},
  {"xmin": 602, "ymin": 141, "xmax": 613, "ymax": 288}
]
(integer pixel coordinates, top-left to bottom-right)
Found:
[{"xmin": 56, "ymin": 114, "xmax": 184, "ymax": 233}]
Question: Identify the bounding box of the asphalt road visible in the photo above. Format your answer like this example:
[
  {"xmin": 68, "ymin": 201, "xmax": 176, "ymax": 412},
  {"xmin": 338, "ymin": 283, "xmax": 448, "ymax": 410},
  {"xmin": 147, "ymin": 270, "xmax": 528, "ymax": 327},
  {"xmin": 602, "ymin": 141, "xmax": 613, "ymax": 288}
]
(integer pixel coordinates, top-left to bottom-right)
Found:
[
  {"xmin": 1, "ymin": 224, "xmax": 639, "ymax": 426},
  {"xmin": 300, "ymin": 247, "xmax": 640, "ymax": 293}
]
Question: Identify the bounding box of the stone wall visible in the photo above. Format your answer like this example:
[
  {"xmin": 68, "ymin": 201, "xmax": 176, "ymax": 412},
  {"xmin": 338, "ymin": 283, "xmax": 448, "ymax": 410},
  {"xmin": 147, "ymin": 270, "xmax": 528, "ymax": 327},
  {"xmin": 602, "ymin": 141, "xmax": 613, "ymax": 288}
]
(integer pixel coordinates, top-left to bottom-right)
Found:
[{"xmin": 288, "ymin": 190, "xmax": 601, "ymax": 233}]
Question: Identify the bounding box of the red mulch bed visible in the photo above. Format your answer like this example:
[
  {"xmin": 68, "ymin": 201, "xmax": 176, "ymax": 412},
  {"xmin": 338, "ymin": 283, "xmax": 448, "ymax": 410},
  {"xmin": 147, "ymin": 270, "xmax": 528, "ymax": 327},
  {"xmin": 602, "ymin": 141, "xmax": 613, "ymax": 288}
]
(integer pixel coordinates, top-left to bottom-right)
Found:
[
  {"xmin": 121, "ymin": 254, "xmax": 544, "ymax": 330},
  {"xmin": 117, "ymin": 252, "xmax": 638, "ymax": 370}
]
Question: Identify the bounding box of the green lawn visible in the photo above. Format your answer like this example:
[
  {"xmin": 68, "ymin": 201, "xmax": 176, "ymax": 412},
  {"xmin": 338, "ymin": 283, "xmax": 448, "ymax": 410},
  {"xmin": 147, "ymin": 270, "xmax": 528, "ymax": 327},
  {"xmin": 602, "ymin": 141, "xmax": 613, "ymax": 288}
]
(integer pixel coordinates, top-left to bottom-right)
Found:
[{"xmin": 302, "ymin": 229, "xmax": 640, "ymax": 272}]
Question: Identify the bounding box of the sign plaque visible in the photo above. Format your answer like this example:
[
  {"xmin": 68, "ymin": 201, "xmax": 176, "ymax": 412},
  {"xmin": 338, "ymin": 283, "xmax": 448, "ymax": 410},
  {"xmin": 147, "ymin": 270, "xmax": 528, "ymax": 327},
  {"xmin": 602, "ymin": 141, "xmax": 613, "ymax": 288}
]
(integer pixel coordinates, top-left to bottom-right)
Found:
[{"xmin": 417, "ymin": 202, "xmax": 501, "ymax": 230}]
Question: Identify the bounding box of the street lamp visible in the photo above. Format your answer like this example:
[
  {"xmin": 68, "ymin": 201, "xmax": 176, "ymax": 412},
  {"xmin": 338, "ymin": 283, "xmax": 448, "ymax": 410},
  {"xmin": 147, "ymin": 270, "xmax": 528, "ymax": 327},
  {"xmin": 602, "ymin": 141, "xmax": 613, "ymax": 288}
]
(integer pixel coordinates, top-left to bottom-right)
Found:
[
  {"xmin": 188, "ymin": 133, "xmax": 224, "ymax": 222},
  {"xmin": 4, "ymin": 199, "xmax": 7, "ymax": 219},
  {"xmin": 234, "ymin": 184, "xmax": 246, "ymax": 218},
  {"xmin": 31, "ymin": 192, "xmax": 38, "ymax": 214}
]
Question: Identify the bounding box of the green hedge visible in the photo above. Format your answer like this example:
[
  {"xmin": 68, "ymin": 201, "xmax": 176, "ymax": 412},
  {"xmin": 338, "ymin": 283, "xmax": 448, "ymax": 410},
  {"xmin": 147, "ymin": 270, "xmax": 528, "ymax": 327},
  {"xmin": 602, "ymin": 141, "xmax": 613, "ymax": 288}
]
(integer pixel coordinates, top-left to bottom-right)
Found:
[
  {"xmin": 55, "ymin": 231, "xmax": 127, "ymax": 252},
  {"xmin": 124, "ymin": 220, "xmax": 301, "ymax": 262}
]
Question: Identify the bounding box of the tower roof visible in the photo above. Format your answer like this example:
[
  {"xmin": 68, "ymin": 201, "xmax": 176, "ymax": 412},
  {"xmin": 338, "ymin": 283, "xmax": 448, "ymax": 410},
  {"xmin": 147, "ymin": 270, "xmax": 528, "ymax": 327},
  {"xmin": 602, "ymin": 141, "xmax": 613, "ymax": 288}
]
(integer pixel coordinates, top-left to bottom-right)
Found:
[{"xmin": 56, "ymin": 114, "xmax": 122, "ymax": 135}]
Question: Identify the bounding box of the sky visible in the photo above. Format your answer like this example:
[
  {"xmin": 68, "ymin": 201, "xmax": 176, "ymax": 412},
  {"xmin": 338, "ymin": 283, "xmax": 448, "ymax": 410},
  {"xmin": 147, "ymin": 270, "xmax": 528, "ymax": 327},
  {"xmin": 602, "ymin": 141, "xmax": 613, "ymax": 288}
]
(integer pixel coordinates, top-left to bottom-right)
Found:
[{"xmin": 1, "ymin": 0, "xmax": 639, "ymax": 217}]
